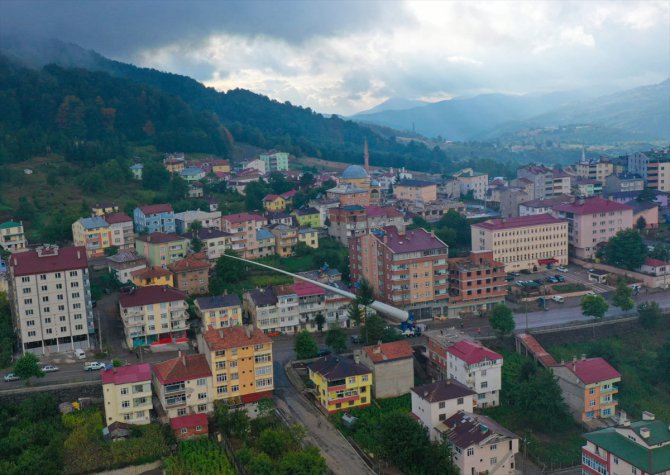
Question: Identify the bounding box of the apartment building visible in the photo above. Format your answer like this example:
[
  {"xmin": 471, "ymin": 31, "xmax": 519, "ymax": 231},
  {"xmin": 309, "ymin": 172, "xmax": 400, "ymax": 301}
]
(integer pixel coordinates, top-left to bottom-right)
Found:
[
  {"xmin": 582, "ymin": 413, "xmax": 670, "ymax": 475},
  {"xmin": 453, "ymin": 168, "xmax": 489, "ymax": 200},
  {"xmin": 326, "ymin": 184, "xmax": 371, "ymax": 207},
  {"xmin": 133, "ymin": 204, "xmax": 175, "ymax": 234},
  {"xmin": 411, "ymin": 379, "xmax": 475, "ymax": 441},
  {"xmin": 101, "ymin": 363, "xmax": 153, "ymax": 425},
  {"xmin": 365, "ymin": 206, "xmax": 406, "ymax": 231},
  {"xmin": 328, "ymin": 205, "xmax": 369, "ymax": 246},
  {"xmin": 308, "ymin": 356, "xmax": 373, "ymax": 413},
  {"xmin": 292, "ymin": 207, "xmax": 321, "ymax": 228},
  {"xmin": 0, "ymin": 220, "xmax": 26, "ymax": 252},
  {"xmin": 627, "ymin": 149, "xmax": 670, "ymax": 191},
  {"xmin": 603, "ymin": 173, "xmax": 644, "ymax": 194},
  {"xmin": 168, "ymin": 253, "xmax": 210, "ymax": 295},
  {"xmin": 270, "ymin": 224, "xmax": 298, "ymax": 257},
  {"xmin": 263, "ymin": 194, "xmax": 286, "ymax": 212},
  {"xmin": 163, "ymin": 154, "xmax": 186, "ymax": 173},
  {"xmin": 471, "ymin": 214, "xmax": 569, "ymax": 272},
  {"xmin": 293, "ymin": 281, "xmax": 326, "ymax": 332},
  {"xmin": 447, "ymin": 250, "xmax": 507, "ymax": 318},
  {"xmin": 181, "ymin": 228, "xmax": 231, "ymax": 262},
  {"xmin": 118, "ymin": 286, "xmax": 188, "ymax": 349},
  {"xmin": 134, "ymin": 233, "xmax": 189, "ymax": 267},
  {"xmin": 349, "ymin": 226, "xmax": 449, "ymax": 319},
  {"xmin": 359, "ymin": 341, "xmax": 414, "ymax": 399},
  {"xmin": 131, "ymin": 266, "xmax": 174, "ymax": 287},
  {"xmin": 552, "ymin": 197, "xmax": 634, "ymax": 259},
  {"xmin": 105, "ymin": 213, "xmax": 135, "ymax": 250},
  {"xmin": 498, "ymin": 186, "xmax": 530, "ymax": 218},
  {"xmin": 91, "ymin": 202, "xmax": 118, "ymax": 216},
  {"xmin": 518, "ymin": 195, "xmax": 574, "ymax": 217},
  {"xmin": 221, "ymin": 212, "xmax": 267, "ymax": 259},
  {"xmin": 198, "ymin": 326, "xmax": 274, "ymax": 404},
  {"xmin": 394, "ymin": 179, "xmax": 438, "ymax": 202},
  {"xmin": 517, "ymin": 165, "xmax": 571, "ymax": 199},
  {"xmin": 444, "ymin": 412, "xmax": 519, "ymax": 475},
  {"xmin": 152, "ymin": 353, "xmax": 213, "ymax": 419},
  {"xmin": 174, "ymin": 210, "xmax": 222, "ymax": 234},
  {"xmin": 575, "ymin": 158, "xmax": 614, "ymax": 183},
  {"xmin": 553, "ymin": 357, "xmax": 621, "ymax": 422},
  {"xmin": 259, "ymin": 151, "xmax": 289, "ymax": 172},
  {"xmin": 7, "ymin": 245, "xmax": 93, "ymax": 354},
  {"xmin": 194, "ymin": 294, "xmax": 243, "ymax": 329},
  {"xmin": 308, "ymin": 197, "xmax": 340, "ymax": 228},
  {"xmin": 298, "ymin": 228, "xmax": 319, "ymax": 249},
  {"xmin": 248, "ymin": 229, "xmax": 275, "ymax": 259},
  {"xmin": 106, "ymin": 250, "xmax": 147, "ymax": 284},
  {"xmin": 244, "ymin": 286, "xmax": 300, "ymax": 334},
  {"xmin": 72, "ymin": 216, "xmax": 112, "ymax": 258}
]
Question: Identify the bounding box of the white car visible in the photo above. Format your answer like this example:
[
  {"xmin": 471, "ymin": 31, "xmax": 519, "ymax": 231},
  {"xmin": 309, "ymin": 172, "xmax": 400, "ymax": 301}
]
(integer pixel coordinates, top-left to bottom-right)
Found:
[
  {"xmin": 4, "ymin": 373, "xmax": 20, "ymax": 382},
  {"xmin": 84, "ymin": 362, "xmax": 106, "ymax": 371},
  {"xmin": 551, "ymin": 295, "xmax": 565, "ymax": 303},
  {"xmin": 556, "ymin": 266, "xmax": 568, "ymax": 272},
  {"xmin": 41, "ymin": 365, "xmax": 60, "ymax": 373}
]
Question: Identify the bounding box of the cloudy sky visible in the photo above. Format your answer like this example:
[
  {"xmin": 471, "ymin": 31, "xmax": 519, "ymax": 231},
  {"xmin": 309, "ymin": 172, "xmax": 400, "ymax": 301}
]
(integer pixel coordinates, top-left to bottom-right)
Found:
[{"xmin": 2, "ymin": 0, "xmax": 669, "ymax": 115}]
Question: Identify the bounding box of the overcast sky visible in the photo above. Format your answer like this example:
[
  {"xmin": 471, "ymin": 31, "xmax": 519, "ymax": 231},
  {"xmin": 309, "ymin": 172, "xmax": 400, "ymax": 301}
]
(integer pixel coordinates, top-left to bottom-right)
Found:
[{"xmin": 2, "ymin": 0, "xmax": 669, "ymax": 115}]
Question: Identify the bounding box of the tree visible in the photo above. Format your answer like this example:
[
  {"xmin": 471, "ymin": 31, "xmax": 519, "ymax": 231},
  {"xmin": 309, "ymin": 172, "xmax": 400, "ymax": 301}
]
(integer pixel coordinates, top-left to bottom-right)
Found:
[
  {"xmin": 636, "ymin": 216, "xmax": 647, "ymax": 231},
  {"xmin": 294, "ymin": 241, "xmax": 311, "ymax": 257},
  {"xmin": 347, "ymin": 301, "xmax": 363, "ymax": 327},
  {"xmin": 277, "ymin": 446, "xmax": 327, "ymax": 475},
  {"xmin": 103, "ymin": 246, "xmax": 118, "ymax": 256},
  {"xmin": 112, "ymin": 358, "xmax": 124, "ymax": 367},
  {"xmin": 362, "ymin": 313, "xmax": 385, "ymax": 344},
  {"xmin": 299, "ymin": 172, "xmax": 315, "ymax": 189},
  {"xmin": 295, "ymin": 330, "xmax": 318, "ymax": 359},
  {"xmin": 246, "ymin": 452, "xmax": 273, "ymax": 475},
  {"xmin": 210, "ymin": 250, "xmax": 245, "ymax": 294},
  {"xmin": 489, "ymin": 303, "xmax": 515, "ymax": 337},
  {"xmin": 649, "ymin": 243, "xmax": 670, "ymax": 262},
  {"xmin": 378, "ymin": 413, "xmax": 432, "ymax": 474},
  {"xmin": 189, "ymin": 220, "xmax": 203, "ymax": 232},
  {"xmin": 654, "ymin": 335, "xmax": 670, "ymax": 383},
  {"xmin": 581, "ymin": 294, "xmax": 609, "ymax": 321},
  {"xmin": 612, "ymin": 280, "xmax": 634, "ymax": 311},
  {"xmin": 638, "ymin": 301, "xmax": 662, "ymax": 330},
  {"xmin": 355, "ymin": 278, "xmax": 375, "ymax": 307},
  {"xmin": 314, "ymin": 313, "xmax": 326, "ymax": 332},
  {"xmin": 13, "ymin": 353, "xmax": 44, "ymax": 381},
  {"xmin": 258, "ymin": 428, "xmax": 289, "ymax": 459},
  {"xmin": 325, "ymin": 326, "xmax": 347, "ymax": 354},
  {"xmin": 605, "ymin": 229, "xmax": 647, "ymax": 270},
  {"xmin": 142, "ymin": 161, "xmax": 170, "ymax": 191}
]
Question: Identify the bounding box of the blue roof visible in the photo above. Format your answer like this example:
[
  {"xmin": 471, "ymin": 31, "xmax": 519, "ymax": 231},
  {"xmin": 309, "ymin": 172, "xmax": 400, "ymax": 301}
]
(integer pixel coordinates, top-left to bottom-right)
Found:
[
  {"xmin": 341, "ymin": 165, "xmax": 369, "ymax": 180},
  {"xmin": 130, "ymin": 163, "xmax": 144, "ymax": 170},
  {"xmin": 256, "ymin": 229, "xmax": 274, "ymax": 240},
  {"xmin": 180, "ymin": 167, "xmax": 204, "ymax": 176},
  {"xmin": 80, "ymin": 216, "xmax": 108, "ymax": 230},
  {"xmin": 341, "ymin": 205, "xmax": 365, "ymax": 211}
]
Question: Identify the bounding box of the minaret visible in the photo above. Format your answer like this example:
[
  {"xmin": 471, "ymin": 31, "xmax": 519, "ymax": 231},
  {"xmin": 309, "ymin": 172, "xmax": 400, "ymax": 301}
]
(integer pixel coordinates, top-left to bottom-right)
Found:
[
  {"xmin": 581, "ymin": 145, "xmax": 586, "ymax": 163},
  {"xmin": 364, "ymin": 138, "xmax": 369, "ymax": 172}
]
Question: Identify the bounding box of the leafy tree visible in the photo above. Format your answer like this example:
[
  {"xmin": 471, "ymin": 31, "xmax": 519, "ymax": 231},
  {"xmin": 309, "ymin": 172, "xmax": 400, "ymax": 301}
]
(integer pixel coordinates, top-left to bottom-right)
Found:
[
  {"xmin": 638, "ymin": 301, "xmax": 662, "ymax": 330},
  {"xmin": 13, "ymin": 353, "xmax": 44, "ymax": 381},
  {"xmin": 612, "ymin": 280, "xmax": 634, "ymax": 311},
  {"xmin": 112, "ymin": 358, "xmax": 124, "ymax": 367},
  {"xmin": 378, "ymin": 413, "xmax": 432, "ymax": 474},
  {"xmin": 142, "ymin": 161, "xmax": 170, "ymax": 191},
  {"xmin": 103, "ymin": 246, "xmax": 118, "ymax": 256},
  {"xmin": 293, "ymin": 241, "xmax": 311, "ymax": 257},
  {"xmin": 164, "ymin": 438, "xmax": 235, "ymax": 475},
  {"xmin": 299, "ymin": 172, "xmax": 315, "ymax": 189},
  {"xmin": 654, "ymin": 335, "xmax": 670, "ymax": 383},
  {"xmin": 581, "ymin": 294, "xmax": 609, "ymax": 320},
  {"xmin": 191, "ymin": 237, "xmax": 203, "ymax": 253},
  {"xmin": 325, "ymin": 326, "xmax": 347, "ymax": 354},
  {"xmin": 213, "ymin": 402, "xmax": 250, "ymax": 439},
  {"xmin": 210, "ymin": 250, "xmax": 245, "ymax": 294},
  {"xmin": 381, "ymin": 326, "xmax": 403, "ymax": 343},
  {"xmin": 244, "ymin": 180, "xmax": 271, "ymax": 211},
  {"xmin": 347, "ymin": 301, "xmax": 363, "ymax": 327},
  {"xmin": 295, "ymin": 330, "xmax": 318, "ymax": 359},
  {"xmin": 605, "ymin": 229, "xmax": 647, "ymax": 270},
  {"xmin": 258, "ymin": 428, "xmax": 289, "ymax": 459},
  {"xmin": 362, "ymin": 313, "xmax": 385, "ymax": 344},
  {"xmin": 189, "ymin": 220, "xmax": 203, "ymax": 232},
  {"xmin": 649, "ymin": 243, "xmax": 670, "ymax": 262},
  {"xmin": 245, "ymin": 452, "xmax": 273, "ymax": 475},
  {"xmin": 277, "ymin": 446, "xmax": 327, "ymax": 475},
  {"xmin": 0, "ymin": 292, "xmax": 15, "ymax": 368},
  {"xmin": 355, "ymin": 278, "xmax": 375, "ymax": 307},
  {"xmin": 489, "ymin": 303, "xmax": 515, "ymax": 337},
  {"xmin": 636, "ymin": 216, "xmax": 647, "ymax": 231},
  {"xmin": 314, "ymin": 313, "xmax": 326, "ymax": 332},
  {"xmin": 15, "ymin": 196, "xmax": 36, "ymax": 221}
]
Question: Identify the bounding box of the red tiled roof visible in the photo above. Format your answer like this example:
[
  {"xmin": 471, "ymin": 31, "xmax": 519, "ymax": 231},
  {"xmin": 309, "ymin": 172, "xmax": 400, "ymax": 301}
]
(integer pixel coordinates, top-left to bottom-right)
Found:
[
  {"xmin": 472, "ymin": 213, "xmax": 566, "ymax": 231},
  {"xmin": 139, "ymin": 203, "xmax": 173, "ymax": 215},
  {"xmin": 281, "ymin": 190, "xmax": 297, "ymax": 199},
  {"xmin": 136, "ymin": 232, "xmax": 186, "ymax": 244},
  {"xmin": 516, "ymin": 333, "xmax": 558, "ymax": 367},
  {"xmin": 365, "ymin": 205, "xmax": 403, "ymax": 218},
  {"xmin": 222, "ymin": 212, "xmax": 266, "ymax": 224},
  {"xmin": 131, "ymin": 266, "xmax": 172, "ymax": 280},
  {"xmin": 553, "ymin": 197, "xmax": 632, "ymax": 215},
  {"xmin": 202, "ymin": 326, "xmax": 271, "ymax": 352},
  {"xmin": 104, "ymin": 212, "xmax": 132, "ymax": 224},
  {"xmin": 167, "ymin": 254, "xmax": 209, "ymax": 273},
  {"xmin": 643, "ymin": 257, "xmax": 669, "ymax": 268},
  {"xmin": 292, "ymin": 281, "xmax": 325, "ymax": 297},
  {"xmin": 152, "ymin": 354, "xmax": 212, "ymax": 384},
  {"xmin": 520, "ymin": 195, "xmax": 574, "ymax": 209},
  {"xmin": 379, "ymin": 226, "xmax": 447, "ymax": 253},
  {"xmin": 101, "ymin": 363, "xmax": 151, "ymax": 385},
  {"xmin": 170, "ymin": 413, "xmax": 208, "ymax": 430},
  {"xmin": 447, "ymin": 340, "xmax": 502, "ymax": 365},
  {"xmin": 10, "ymin": 246, "xmax": 88, "ymax": 277},
  {"xmin": 362, "ymin": 341, "xmax": 414, "ymax": 363},
  {"xmin": 565, "ymin": 357, "xmax": 621, "ymax": 385},
  {"xmin": 119, "ymin": 285, "xmax": 186, "ymax": 308},
  {"xmin": 263, "ymin": 194, "xmax": 280, "ymax": 202}
]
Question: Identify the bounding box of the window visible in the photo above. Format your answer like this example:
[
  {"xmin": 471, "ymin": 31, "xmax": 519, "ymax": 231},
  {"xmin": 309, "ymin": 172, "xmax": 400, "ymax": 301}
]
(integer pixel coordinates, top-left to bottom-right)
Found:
[
  {"xmin": 467, "ymin": 448, "xmax": 474, "ymax": 456},
  {"xmin": 348, "ymin": 377, "xmax": 356, "ymax": 384},
  {"xmin": 216, "ymin": 361, "xmax": 226, "ymax": 370},
  {"xmin": 217, "ymin": 374, "xmax": 227, "ymax": 382},
  {"xmin": 490, "ymin": 457, "xmax": 497, "ymax": 465},
  {"xmin": 362, "ymin": 374, "xmax": 369, "ymax": 382},
  {"xmin": 490, "ymin": 444, "xmax": 497, "ymax": 450},
  {"xmin": 196, "ymin": 378, "xmax": 206, "ymax": 386},
  {"xmin": 231, "ymin": 372, "xmax": 239, "ymax": 380},
  {"xmin": 632, "ymin": 468, "xmax": 637, "ymax": 475},
  {"xmin": 439, "ymin": 413, "xmax": 446, "ymax": 421},
  {"xmin": 195, "ymin": 425, "xmax": 202, "ymax": 431},
  {"xmin": 197, "ymin": 404, "xmax": 207, "ymax": 412},
  {"xmin": 589, "ymin": 388, "xmax": 595, "ymax": 395},
  {"xmin": 438, "ymin": 401, "xmax": 446, "ymax": 409},
  {"xmin": 231, "ymin": 385, "xmax": 240, "ymax": 392},
  {"xmin": 457, "ymin": 397, "xmax": 464, "ymax": 405},
  {"xmin": 177, "ymin": 408, "xmax": 187, "ymax": 416},
  {"xmin": 481, "ymin": 381, "xmax": 488, "ymax": 389},
  {"xmin": 180, "ymin": 427, "xmax": 187, "ymax": 434},
  {"xmin": 21, "ymin": 277, "xmax": 30, "ymax": 283},
  {"xmin": 121, "ymin": 388, "xmax": 129, "ymax": 395},
  {"xmin": 121, "ymin": 401, "xmax": 130, "ymax": 408},
  {"xmin": 24, "ymin": 298, "xmax": 32, "ymax": 305},
  {"xmin": 217, "ymin": 385, "xmax": 228, "ymax": 394}
]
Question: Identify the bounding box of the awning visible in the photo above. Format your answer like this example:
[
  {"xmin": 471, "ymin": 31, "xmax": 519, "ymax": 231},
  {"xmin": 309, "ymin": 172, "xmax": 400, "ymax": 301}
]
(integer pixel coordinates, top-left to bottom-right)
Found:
[{"xmin": 538, "ymin": 259, "xmax": 559, "ymax": 265}]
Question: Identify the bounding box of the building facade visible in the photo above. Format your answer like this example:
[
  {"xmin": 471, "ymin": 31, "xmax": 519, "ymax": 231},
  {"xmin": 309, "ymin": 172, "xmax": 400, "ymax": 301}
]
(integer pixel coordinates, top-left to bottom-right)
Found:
[
  {"xmin": 575, "ymin": 159, "xmax": 614, "ymax": 183},
  {"xmin": 152, "ymin": 353, "xmax": 213, "ymax": 419},
  {"xmin": 518, "ymin": 165, "xmax": 571, "ymax": 199},
  {"xmin": 359, "ymin": 341, "xmax": 414, "ymax": 399},
  {"xmin": 394, "ymin": 179, "xmax": 438, "ymax": 202},
  {"xmin": 453, "ymin": 168, "xmax": 489, "ymax": 201},
  {"xmin": 411, "ymin": 379, "xmax": 475, "ymax": 441},
  {"xmin": 72, "ymin": 216, "xmax": 112, "ymax": 258},
  {"xmin": 133, "ymin": 204, "xmax": 176, "ymax": 234},
  {"xmin": 195, "ymin": 295, "xmax": 243, "ymax": 329},
  {"xmin": 259, "ymin": 151, "xmax": 289, "ymax": 172},
  {"xmin": 221, "ymin": 213, "xmax": 267, "ymax": 259},
  {"xmin": 107, "ymin": 251, "xmax": 147, "ymax": 284},
  {"xmin": 168, "ymin": 254, "xmax": 210, "ymax": 295},
  {"xmin": 447, "ymin": 250, "xmax": 507, "ymax": 317},
  {"xmin": 308, "ymin": 356, "xmax": 373, "ymax": 413},
  {"xmin": 0, "ymin": 221, "xmax": 26, "ymax": 252},
  {"xmin": 174, "ymin": 210, "xmax": 222, "ymax": 234},
  {"xmin": 134, "ymin": 233, "xmax": 190, "ymax": 268},
  {"xmin": 101, "ymin": 364, "xmax": 153, "ymax": 425}
]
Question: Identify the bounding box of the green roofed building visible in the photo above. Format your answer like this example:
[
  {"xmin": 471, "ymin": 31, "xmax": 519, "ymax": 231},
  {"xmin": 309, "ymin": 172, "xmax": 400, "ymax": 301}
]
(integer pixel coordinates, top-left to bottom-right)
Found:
[{"xmin": 582, "ymin": 413, "xmax": 670, "ymax": 475}]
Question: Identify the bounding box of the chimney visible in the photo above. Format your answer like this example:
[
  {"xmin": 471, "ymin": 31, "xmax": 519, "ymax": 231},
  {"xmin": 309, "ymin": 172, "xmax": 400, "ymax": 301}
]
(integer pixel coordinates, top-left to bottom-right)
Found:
[
  {"xmin": 245, "ymin": 325, "xmax": 252, "ymax": 339},
  {"xmin": 77, "ymin": 250, "xmax": 81, "ymax": 260},
  {"xmin": 640, "ymin": 427, "xmax": 651, "ymax": 439},
  {"xmin": 581, "ymin": 354, "xmax": 587, "ymax": 361},
  {"xmin": 642, "ymin": 411, "xmax": 655, "ymax": 421},
  {"xmin": 181, "ymin": 353, "xmax": 186, "ymax": 366},
  {"xmin": 354, "ymin": 354, "xmax": 360, "ymax": 364},
  {"xmin": 218, "ymin": 329, "xmax": 223, "ymax": 339}
]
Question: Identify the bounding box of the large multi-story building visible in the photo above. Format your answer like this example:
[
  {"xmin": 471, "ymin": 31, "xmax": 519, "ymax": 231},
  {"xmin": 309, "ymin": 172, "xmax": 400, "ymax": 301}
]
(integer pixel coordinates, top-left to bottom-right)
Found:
[
  {"xmin": 0, "ymin": 220, "xmax": 26, "ymax": 252},
  {"xmin": 627, "ymin": 149, "xmax": 670, "ymax": 191},
  {"xmin": 518, "ymin": 195, "xmax": 574, "ymax": 217},
  {"xmin": 194, "ymin": 295, "xmax": 243, "ymax": 329},
  {"xmin": 259, "ymin": 151, "xmax": 289, "ymax": 172},
  {"xmin": 291, "ymin": 207, "xmax": 321, "ymax": 229},
  {"xmin": 582, "ymin": 414, "xmax": 670, "ymax": 475},
  {"xmin": 394, "ymin": 179, "xmax": 438, "ymax": 202},
  {"xmin": 221, "ymin": 213, "xmax": 267, "ymax": 259},
  {"xmin": 105, "ymin": 213, "xmax": 135, "ymax": 251},
  {"xmin": 328, "ymin": 205, "xmax": 369, "ymax": 246},
  {"xmin": 293, "ymin": 281, "xmax": 326, "ymax": 331},
  {"xmin": 72, "ymin": 216, "xmax": 112, "ymax": 258},
  {"xmin": 603, "ymin": 173, "xmax": 645, "ymax": 195},
  {"xmin": 518, "ymin": 165, "xmax": 571, "ymax": 199},
  {"xmin": 575, "ymin": 158, "xmax": 614, "ymax": 183},
  {"xmin": 349, "ymin": 227, "xmax": 449, "ymax": 318},
  {"xmin": 101, "ymin": 363, "xmax": 153, "ymax": 425},
  {"xmin": 106, "ymin": 250, "xmax": 147, "ymax": 284},
  {"xmin": 118, "ymin": 286, "xmax": 188, "ymax": 348},
  {"xmin": 135, "ymin": 233, "xmax": 189, "ymax": 268},
  {"xmin": 269, "ymin": 224, "xmax": 298, "ymax": 257},
  {"xmin": 133, "ymin": 204, "xmax": 176, "ymax": 234},
  {"xmin": 152, "ymin": 353, "xmax": 213, "ymax": 419},
  {"xmin": 244, "ymin": 286, "xmax": 300, "ymax": 334},
  {"xmin": 308, "ymin": 356, "xmax": 373, "ymax": 413},
  {"xmin": 131, "ymin": 266, "xmax": 174, "ymax": 287},
  {"xmin": 411, "ymin": 379, "xmax": 475, "ymax": 441},
  {"xmin": 552, "ymin": 197, "xmax": 634, "ymax": 259},
  {"xmin": 174, "ymin": 210, "xmax": 222, "ymax": 234},
  {"xmin": 447, "ymin": 250, "xmax": 507, "ymax": 318},
  {"xmin": 453, "ymin": 168, "xmax": 489, "ymax": 200},
  {"xmin": 181, "ymin": 228, "xmax": 231, "ymax": 262},
  {"xmin": 359, "ymin": 341, "xmax": 414, "ymax": 399},
  {"xmin": 198, "ymin": 326, "xmax": 274, "ymax": 404},
  {"xmin": 7, "ymin": 245, "xmax": 93, "ymax": 354},
  {"xmin": 471, "ymin": 214, "xmax": 569, "ymax": 272},
  {"xmin": 168, "ymin": 253, "xmax": 210, "ymax": 295}
]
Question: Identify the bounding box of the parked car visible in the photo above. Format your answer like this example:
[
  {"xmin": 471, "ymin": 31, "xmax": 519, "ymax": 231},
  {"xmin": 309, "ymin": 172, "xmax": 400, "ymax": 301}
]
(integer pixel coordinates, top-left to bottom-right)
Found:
[
  {"xmin": 533, "ymin": 279, "xmax": 544, "ymax": 285},
  {"xmin": 3, "ymin": 373, "xmax": 19, "ymax": 382},
  {"xmin": 554, "ymin": 275, "xmax": 565, "ymax": 282},
  {"xmin": 585, "ymin": 291, "xmax": 597, "ymax": 296},
  {"xmin": 556, "ymin": 266, "xmax": 568, "ymax": 272},
  {"xmin": 84, "ymin": 362, "xmax": 106, "ymax": 371},
  {"xmin": 350, "ymin": 335, "xmax": 360, "ymax": 344},
  {"xmin": 510, "ymin": 272, "xmax": 520, "ymax": 277},
  {"xmin": 74, "ymin": 348, "xmax": 86, "ymax": 359},
  {"xmin": 551, "ymin": 295, "xmax": 565, "ymax": 303},
  {"xmin": 505, "ymin": 275, "xmax": 515, "ymax": 282},
  {"xmin": 546, "ymin": 277, "xmax": 558, "ymax": 283},
  {"xmin": 41, "ymin": 365, "xmax": 59, "ymax": 373}
]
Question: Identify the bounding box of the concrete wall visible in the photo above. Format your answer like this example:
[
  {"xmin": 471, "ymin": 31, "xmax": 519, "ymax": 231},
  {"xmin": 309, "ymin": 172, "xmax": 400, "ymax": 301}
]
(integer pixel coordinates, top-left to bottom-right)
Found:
[
  {"xmin": 571, "ymin": 257, "xmax": 669, "ymax": 289},
  {"xmin": 368, "ymin": 358, "xmax": 414, "ymax": 399},
  {"xmin": 0, "ymin": 380, "xmax": 103, "ymax": 405}
]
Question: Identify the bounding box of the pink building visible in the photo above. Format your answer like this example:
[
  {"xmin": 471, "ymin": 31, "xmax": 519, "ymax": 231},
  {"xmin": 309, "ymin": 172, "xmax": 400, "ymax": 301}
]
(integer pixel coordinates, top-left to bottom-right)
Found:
[
  {"xmin": 552, "ymin": 197, "xmax": 633, "ymax": 259},
  {"xmin": 221, "ymin": 213, "xmax": 267, "ymax": 259}
]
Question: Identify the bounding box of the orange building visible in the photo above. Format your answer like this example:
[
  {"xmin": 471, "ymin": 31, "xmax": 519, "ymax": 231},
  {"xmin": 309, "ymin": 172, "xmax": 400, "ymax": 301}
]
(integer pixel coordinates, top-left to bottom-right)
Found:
[
  {"xmin": 131, "ymin": 266, "xmax": 174, "ymax": 287},
  {"xmin": 168, "ymin": 253, "xmax": 210, "ymax": 295},
  {"xmin": 447, "ymin": 250, "xmax": 507, "ymax": 317}
]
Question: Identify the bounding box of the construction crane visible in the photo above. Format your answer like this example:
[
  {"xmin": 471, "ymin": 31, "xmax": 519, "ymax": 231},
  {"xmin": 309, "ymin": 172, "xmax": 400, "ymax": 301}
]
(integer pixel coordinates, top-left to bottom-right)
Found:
[{"xmin": 221, "ymin": 253, "xmax": 409, "ymax": 322}]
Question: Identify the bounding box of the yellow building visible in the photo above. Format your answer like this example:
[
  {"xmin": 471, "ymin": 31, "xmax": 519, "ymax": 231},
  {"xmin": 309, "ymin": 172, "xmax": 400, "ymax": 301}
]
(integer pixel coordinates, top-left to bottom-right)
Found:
[
  {"xmin": 198, "ymin": 325, "xmax": 274, "ymax": 405},
  {"xmin": 131, "ymin": 266, "xmax": 174, "ymax": 287},
  {"xmin": 291, "ymin": 207, "xmax": 321, "ymax": 228},
  {"xmin": 308, "ymin": 356, "xmax": 372, "ymax": 413},
  {"xmin": 0, "ymin": 220, "xmax": 26, "ymax": 252},
  {"xmin": 262, "ymin": 194, "xmax": 287, "ymax": 212},
  {"xmin": 92, "ymin": 202, "xmax": 119, "ymax": 216},
  {"xmin": 270, "ymin": 224, "xmax": 298, "ymax": 257},
  {"xmin": 101, "ymin": 363, "xmax": 153, "ymax": 425},
  {"xmin": 298, "ymin": 228, "xmax": 319, "ymax": 249},
  {"xmin": 194, "ymin": 295, "xmax": 243, "ymax": 329},
  {"xmin": 211, "ymin": 160, "xmax": 230, "ymax": 173},
  {"xmin": 72, "ymin": 216, "xmax": 112, "ymax": 257}
]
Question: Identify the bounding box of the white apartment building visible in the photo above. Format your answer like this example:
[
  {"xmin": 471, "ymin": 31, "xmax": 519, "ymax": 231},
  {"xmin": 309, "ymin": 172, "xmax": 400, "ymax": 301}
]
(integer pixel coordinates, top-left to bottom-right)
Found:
[
  {"xmin": 411, "ymin": 379, "xmax": 476, "ymax": 441},
  {"xmin": 244, "ymin": 286, "xmax": 300, "ymax": 335},
  {"xmin": 446, "ymin": 340, "xmax": 503, "ymax": 408},
  {"xmin": 105, "ymin": 213, "xmax": 135, "ymax": 250},
  {"xmin": 152, "ymin": 353, "xmax": 214, "ymax": 419},
  {"xmin": 174, "ymin": 210, "xmax": 222, "ymax": 233},
  {"xmin": 101, "ymin": 363, "xmax": 153, "ymax": 425},
  {"xmin": 183, "ymin": 228, "xmax": 231, "ymax": 262},
  {"xmin": 453, "ymin": 168, "xmax": 489, "ymax": 200},
  {"xmin": 8, "ymin": 245, "xmax": 93, "ymax": 354}
]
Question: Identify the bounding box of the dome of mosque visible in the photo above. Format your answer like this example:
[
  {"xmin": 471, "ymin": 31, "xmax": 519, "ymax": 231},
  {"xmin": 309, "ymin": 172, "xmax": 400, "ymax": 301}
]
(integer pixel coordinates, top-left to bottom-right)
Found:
[{"xmin": 341, "ymin": 165, "xmax": 369, "ymax": 180}]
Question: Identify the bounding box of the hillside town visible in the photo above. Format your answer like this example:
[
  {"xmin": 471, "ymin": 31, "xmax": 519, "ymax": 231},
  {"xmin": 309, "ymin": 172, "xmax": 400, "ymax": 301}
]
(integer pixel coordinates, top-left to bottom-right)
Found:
[{"xmin": 1, "ymin": 143, "xmax": 670, "ymax": 475}]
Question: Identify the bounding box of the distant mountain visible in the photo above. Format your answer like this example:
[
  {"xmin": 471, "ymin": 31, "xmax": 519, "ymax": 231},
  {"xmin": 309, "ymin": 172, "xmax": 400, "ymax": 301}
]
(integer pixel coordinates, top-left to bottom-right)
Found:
[
  {"xmin": 353, "ymin": 90, "xmax": 599, "ymax": 140},
  {"xmin": 354, "ymin": 97, "xmax": 428, "ymax": 115}
]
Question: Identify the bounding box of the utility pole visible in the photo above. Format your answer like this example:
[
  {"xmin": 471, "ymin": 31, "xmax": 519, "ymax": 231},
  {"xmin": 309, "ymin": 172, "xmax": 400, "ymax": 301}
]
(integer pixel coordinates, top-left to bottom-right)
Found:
[{"xmin": 97, "ymin": 309, "xmax": 103, "ymax": 354}]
